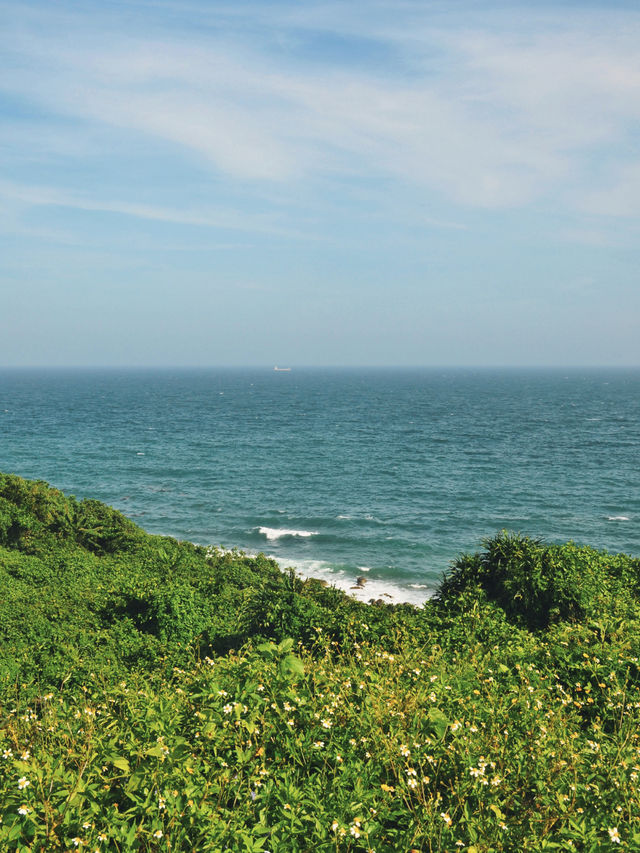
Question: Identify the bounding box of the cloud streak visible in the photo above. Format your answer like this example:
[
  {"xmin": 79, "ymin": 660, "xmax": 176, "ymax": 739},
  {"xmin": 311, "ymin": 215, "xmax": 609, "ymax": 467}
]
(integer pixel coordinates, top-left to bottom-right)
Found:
[
  {"xmin": 0, "ymin": 180, "xmax": 310, "ymax": 239},
  {"xmin": 2, "ymin": 1, "xmax": 639, "ymax": 214}
]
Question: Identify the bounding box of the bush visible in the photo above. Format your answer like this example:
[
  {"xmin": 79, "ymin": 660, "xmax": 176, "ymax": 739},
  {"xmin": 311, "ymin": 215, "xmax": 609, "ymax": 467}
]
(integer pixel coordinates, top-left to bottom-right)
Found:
[{"xmin": 438, "ymin": 530, "xmax": 640, "ymax": 629}]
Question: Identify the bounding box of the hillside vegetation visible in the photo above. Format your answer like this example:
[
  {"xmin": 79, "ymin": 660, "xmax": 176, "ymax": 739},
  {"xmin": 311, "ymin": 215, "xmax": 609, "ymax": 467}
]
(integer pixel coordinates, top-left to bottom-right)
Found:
[{"xmin": 1, "ymin": 473, "xmax": 640, "ymax": 851}]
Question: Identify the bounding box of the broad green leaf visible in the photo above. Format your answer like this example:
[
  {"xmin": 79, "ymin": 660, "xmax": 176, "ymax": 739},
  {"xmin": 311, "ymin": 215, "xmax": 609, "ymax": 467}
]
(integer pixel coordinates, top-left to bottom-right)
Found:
[
  {"xmin": 110, "ymin": 756, "xmax": 131, "ymax": 773},
  {"xmin": 427, "ymin": 707, "xmax": 449, "ymax": 739},
  {"xmin": 280, "ymin": 654, "xmax": 305, "ymax": 678}
]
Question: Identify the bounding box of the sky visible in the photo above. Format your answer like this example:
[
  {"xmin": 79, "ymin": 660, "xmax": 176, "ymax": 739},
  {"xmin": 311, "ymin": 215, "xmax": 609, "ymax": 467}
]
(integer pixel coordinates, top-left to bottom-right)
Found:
[{"xmin": 1, "ymin": 0, "xmax": 639, "ymax": 367}]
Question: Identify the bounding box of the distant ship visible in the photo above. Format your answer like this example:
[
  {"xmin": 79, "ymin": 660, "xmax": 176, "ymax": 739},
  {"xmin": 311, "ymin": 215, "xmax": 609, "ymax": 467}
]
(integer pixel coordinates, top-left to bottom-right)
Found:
[{"xmin": 273, "ymin": 366, "xmax": 292, "ymax": 371}]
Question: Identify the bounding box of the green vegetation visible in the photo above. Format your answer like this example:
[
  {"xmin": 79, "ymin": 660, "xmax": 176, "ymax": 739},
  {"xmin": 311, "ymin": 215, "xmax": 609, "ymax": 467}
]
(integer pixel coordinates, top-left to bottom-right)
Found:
[{"xmin": 1, "ymin": 473, "xmax": 640, "ymax": 851}]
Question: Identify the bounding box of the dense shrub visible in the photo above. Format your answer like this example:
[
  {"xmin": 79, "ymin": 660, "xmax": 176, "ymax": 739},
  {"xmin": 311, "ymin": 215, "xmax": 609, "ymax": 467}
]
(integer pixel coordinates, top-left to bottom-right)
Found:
[
  {"xmin": 438, "ymin": 530, "xmax": 640, "ymax": 628},
  {"xmin": 1, "ymin": 475, "xmax": 640, "ymax": 851}
]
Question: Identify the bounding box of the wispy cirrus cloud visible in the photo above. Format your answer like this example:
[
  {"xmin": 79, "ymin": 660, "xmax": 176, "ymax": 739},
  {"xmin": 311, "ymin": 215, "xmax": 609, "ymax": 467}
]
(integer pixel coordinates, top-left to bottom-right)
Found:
[
  {"xmin": 1, "ymin": 1, "xmax": 639, "ymax": 367},
  {"xmin": 1, "ymin": 1, "xmax": 639, "ymax": 216},
  {"xmin": 0, "ymin": 180, "xmax": 307, "ymax": 238}
]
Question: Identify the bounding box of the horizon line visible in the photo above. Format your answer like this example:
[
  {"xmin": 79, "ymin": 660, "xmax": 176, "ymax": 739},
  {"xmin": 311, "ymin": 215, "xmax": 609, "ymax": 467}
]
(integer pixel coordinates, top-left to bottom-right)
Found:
[{"xmin": 1, "ymin": 364, "xmax": 639, "ymax": 371}]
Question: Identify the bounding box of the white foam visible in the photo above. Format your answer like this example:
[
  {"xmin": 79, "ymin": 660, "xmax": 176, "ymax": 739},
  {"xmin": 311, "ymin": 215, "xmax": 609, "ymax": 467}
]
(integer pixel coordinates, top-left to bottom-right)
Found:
[
  {"xmin": 272, "ymin": 556, "xmax": 432, "ymax": 607},
  {"xmin": 357, "ymin": 566, "xmax": 371, "ymax": 572},
  {"xmin": 258, "ymin": 526, "xmax": 318, "ymax": 541},
  {"xmin": 607, "ymin": 515, "xmax": 630, "ymax": 521}
]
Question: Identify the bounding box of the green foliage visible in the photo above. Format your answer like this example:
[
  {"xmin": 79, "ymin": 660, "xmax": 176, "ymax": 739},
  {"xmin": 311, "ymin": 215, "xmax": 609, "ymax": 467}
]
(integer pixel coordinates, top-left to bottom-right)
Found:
[
  {"xmin": 438, "ymin": 530, "xmax": 640, "ymax": 629},
  {"xmin": 1, "ymin": 474, "xmax": 640, "ymax": 851}
]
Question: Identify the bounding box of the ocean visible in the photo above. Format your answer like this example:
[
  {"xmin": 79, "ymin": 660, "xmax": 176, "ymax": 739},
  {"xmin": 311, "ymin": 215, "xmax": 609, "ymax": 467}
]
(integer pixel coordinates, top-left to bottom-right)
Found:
[{"xmin": 1, "ymin": 367, "xmax": 638, "ymax": 605}]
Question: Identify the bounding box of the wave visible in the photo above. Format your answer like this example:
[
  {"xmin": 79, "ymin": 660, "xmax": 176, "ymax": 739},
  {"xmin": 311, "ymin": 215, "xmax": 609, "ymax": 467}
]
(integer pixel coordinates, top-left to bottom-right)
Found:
[
  {"xmin": 258, "ymin": 526, "xmax": 318, "ymax": 541},
  {"xmin": 269, "ymin": 555, "xmax": 433, "ymax": 607},
  {"xmin": 607, "ymin": 515, "xmax": 630, "ymax": 521}
]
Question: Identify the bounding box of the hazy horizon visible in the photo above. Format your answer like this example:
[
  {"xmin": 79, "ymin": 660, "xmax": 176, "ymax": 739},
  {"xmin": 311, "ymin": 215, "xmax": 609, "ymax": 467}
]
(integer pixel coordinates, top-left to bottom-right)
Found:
[{"xmin": 2, "ymin": 363, "xmax": 639, "ymax": 371}]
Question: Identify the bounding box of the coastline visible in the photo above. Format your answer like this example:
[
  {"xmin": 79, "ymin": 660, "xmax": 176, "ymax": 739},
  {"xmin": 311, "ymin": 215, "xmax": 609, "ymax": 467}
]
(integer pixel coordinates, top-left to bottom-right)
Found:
[
  {"xmin": 283, "ymin": 557, "xmax": 432, "ymax": 607},
  {"xmin": 208, "ymin": 545, "xmax": 432, "ymax": 606}
]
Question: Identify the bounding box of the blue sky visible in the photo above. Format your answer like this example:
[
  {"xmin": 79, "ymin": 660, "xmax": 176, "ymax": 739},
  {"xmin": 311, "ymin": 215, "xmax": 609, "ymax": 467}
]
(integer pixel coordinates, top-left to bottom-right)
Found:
[{"xmin": 1, "ymin": 0, "xmax": 639, "ymax": 366}]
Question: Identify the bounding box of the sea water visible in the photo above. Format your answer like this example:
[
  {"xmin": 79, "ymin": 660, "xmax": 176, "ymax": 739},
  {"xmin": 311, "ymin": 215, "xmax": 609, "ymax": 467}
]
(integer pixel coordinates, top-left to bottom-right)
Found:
[{"xmin": 1, "ymin": 367, "xmax": 639, "ymax": 604}]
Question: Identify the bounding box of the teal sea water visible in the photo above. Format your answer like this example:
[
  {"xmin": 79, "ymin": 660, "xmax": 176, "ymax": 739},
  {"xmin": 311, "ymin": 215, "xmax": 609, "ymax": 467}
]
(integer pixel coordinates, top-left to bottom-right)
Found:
[{"xmin": 1, "ymin": 367, "xmax": 638, "ymax": 604}]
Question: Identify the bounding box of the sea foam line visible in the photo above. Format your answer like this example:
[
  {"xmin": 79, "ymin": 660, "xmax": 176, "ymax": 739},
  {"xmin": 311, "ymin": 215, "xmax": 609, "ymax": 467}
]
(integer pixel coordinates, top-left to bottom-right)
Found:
[
  {"xmin": 271, "ymin": 556, "xmax": 432, "ymax": 607},
  {"xmin": 258, "ymin": 526, "xmax": 318, "ymax": 541}
]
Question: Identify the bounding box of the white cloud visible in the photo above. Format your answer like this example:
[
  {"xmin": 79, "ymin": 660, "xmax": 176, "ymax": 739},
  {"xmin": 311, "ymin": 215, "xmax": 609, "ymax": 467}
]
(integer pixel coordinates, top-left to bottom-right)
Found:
[{"xmin": 1, "ymin": 1, "xmax": 639, "ymax": 214}]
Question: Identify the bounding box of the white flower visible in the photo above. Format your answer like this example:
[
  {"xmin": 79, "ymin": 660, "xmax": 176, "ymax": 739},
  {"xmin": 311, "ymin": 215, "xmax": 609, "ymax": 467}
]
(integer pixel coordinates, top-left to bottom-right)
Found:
[
  {"xmin": 17, "ymin": 777, "xmax": 30, "ymax": 790},
  {"xmin": 222, "ymin": 704, "xmax": 233, "ymax": 715},
  {"xmin": 18, "ymin": 806, "xmax": 30, "ymax": 815},
  {"xmin": 153, "ymin": 830, "xmax": 163, "ymax": 839},
  {"xmin": 608, "ymin": 827, "xmax": 621, "ymax": 844},
  {"xmin": 441, "ymin": 812, "xmax": 452, "ymax": 826},
  {"xmin": 330, "ymin": 821, "xmax": 339, "ymax": 832}
]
